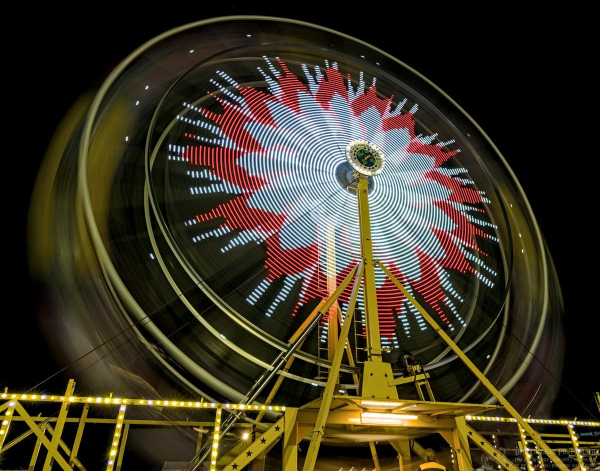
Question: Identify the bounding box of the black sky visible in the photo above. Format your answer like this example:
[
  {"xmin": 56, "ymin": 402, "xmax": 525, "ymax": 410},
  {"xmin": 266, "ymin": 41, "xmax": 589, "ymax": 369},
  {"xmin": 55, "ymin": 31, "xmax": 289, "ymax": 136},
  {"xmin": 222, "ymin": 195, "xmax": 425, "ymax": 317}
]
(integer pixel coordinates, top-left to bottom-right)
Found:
[{"xmin": 6, "ymin": 5, "xmax": 598, "ymax": 421}]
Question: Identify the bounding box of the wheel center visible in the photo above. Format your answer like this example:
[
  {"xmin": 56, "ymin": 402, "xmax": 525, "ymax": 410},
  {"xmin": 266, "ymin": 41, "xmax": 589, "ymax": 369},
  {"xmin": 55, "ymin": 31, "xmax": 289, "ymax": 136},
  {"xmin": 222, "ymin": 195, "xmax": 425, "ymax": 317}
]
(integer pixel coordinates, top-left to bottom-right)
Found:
[{"xmin": 346, "ymin": 140, "xmax": 385, "ymax": 176}]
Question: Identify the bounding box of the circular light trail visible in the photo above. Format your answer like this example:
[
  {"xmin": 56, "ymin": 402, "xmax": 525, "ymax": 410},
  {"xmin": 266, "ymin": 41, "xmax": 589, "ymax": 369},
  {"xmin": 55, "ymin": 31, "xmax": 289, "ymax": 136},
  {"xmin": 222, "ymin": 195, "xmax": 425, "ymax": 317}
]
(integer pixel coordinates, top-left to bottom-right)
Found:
[{"xmin": 168, "ymin": 57, "xmax": 499, "ymax": 348}]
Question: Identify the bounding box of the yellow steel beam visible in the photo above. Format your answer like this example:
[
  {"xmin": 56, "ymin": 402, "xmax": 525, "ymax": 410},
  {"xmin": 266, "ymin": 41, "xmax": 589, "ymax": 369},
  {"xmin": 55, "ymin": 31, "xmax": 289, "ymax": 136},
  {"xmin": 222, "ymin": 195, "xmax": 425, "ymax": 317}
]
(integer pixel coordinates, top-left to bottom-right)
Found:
[
  {"xmin": 209, "ymin": 405, "xmax": 223, "ymax": 471},
  {"xmin": 459, "ymin": 420, "xmax": 522, "ymax": 471},
  {"xmin": 46, "ymin": 423, "xmax": 87, "ymax": 471},
  {"xmin": 302, "ymin": 264, "xmax": 363, "ymax": 471},
  {"xmin": 378, "ymin": 261, "xmax": 569, "ymax": 471},
  {"xmin": 115, "ymin": 422, "xmax": 129, "ymax": 471},
  {"xmin": 43, "ymin": 379, "xmax": 75, "ymax": 471},
  {"xmin": 70, "ymin": 404, "xmax": 89, "ymax": 467},
  {"xmin": 12, "ymin": 401, "xmax": 73, "ymax": 470},
  {"xmin": 256, "ymin": 301, "xmax": 325, "ymax": 423},
  {"xmin": 0, "ymin": 402, "xmax": 15, "ymax": 450},
  {"xmin": 337, "ymin": 304, "xmax": 360, "ymax": 386},
  {"xmin": 410, "ymin": 439, "xmax": 428, "ymax": 462},
  {"xmin": 0, "ymin": 393, "xmax": 287, "ymax": 411},
  {"xmin": 3, "ymin": 416, "xmax": 252, "ymax": 427},
  {"xmin": 357, "ymin": 176, "xmax": 382, "ymax": 360},
  {"xmin": 388, "ymin": 373, "xmax": 430, "ymax": 387},
  {"xmin": 221, "ymin": 416, "xmax": 285, "ymax": 471},
  {"xmin": 28, "ymin": 423, "xmax": 47, "ymax": 470},
  {"xmin": 466, "ymin": 415, "xmax": 599, "ymax": 427},
  {"xmin": 567, "ymin": 424, "xmax": 587, "ymax": 471},
  {"xmin": 452, "ymin": 417, "xmax": 472, "ymax": 471},
  {"xmin": 282, "ymin": 408, "xmax": 298, "ymax": 471},
  {"xmin": 518, "ymin": 425, "xmax": 535, "ymax": 471},
  {"xmin": 106, "ymin": 405, "xmax": 127, "ymax": 471},
  {"xmin": 390, "ymin": 440, "xmax": 411, "ymax": 471},
  {"xmin": 369, "ymin": 441, "xmax": 382, "ymax": 471},
  {"xmin": 297, "ymin": 409, "xmax": 457, "ymax": 429}
]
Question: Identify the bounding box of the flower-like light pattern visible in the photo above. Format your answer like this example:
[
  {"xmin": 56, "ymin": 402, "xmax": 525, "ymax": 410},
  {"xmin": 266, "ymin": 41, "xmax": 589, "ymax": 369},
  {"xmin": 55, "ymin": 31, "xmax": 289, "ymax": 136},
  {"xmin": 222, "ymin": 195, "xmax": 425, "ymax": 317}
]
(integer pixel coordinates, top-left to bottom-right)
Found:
[{"xmin": 172, "ymin": 58, "xmax": 498, "ymax": 347}]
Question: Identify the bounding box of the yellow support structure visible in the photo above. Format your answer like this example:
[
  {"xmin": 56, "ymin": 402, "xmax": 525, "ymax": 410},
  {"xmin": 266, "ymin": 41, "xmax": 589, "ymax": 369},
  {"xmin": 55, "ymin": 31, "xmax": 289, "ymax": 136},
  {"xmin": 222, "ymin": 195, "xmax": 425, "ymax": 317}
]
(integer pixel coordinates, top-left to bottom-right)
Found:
[
  {"xmin": 378, "ymin": 261, "xmax": 569, "ymax": 471},
  {"xmin": 282, "ymin": 408, "xmax": 298, "ymax": 471},
  {"xmin": 106, "ymin": 404, "xmax": 127, "ymax": 470},
  {"xmin": 0, "ymin": 402, "xmax": 15, "ymax": 449},
  {"xmin": 221, "ymin": 416, "xmax": 285, "ymax": 471},
  {"xmin": 13, "ymin": 401, "xmax": 73, "ymax": 470},
  {"xmin": 28, "ymin": 423, "xmax": 47, "ymax": 470},
  {"xmin": 256, "ymin": 301, "xmax": 326, "ymax": 423},
  {"xmin": 452, "ymin": 417, "xmax": 472, "ymax": 471},
  {"xmin": 369, "ymin": 441, "xmax": 382, "ymax": 471},
  {"xmin": 46, "ymin": 424, "xmax": 87, "ymax": 471},
  {"xmin": 43, "ymin": 379, "xmax": 75, "ymax": 471},
  {"xmin": 209, "ymin": 405, "xmax": 223, "ymax": 471},
  {"xmin": 518, "ymin": 425, "xmax": 535, "ymax": 471},
  {"xmin": 301, "ymin": 263, "xmax": 363, "ymax": 471},
  {"xmin": 567, "ymin": 424, "xmax": 586, "ymax": 471},
  {"xmin": 458, "ymin": 420, "xmax": 521, "ymax": 471},
  {"xmin": 357, "ymin": 176, "xmax": 382, "ymax": 361},
  {"xmin": 70, "ymin": 404, "xmax": 89, "ymax": 467},
  {"xmin": 115, "ymin": 423, "xmax": 130, "ymax": 471}
]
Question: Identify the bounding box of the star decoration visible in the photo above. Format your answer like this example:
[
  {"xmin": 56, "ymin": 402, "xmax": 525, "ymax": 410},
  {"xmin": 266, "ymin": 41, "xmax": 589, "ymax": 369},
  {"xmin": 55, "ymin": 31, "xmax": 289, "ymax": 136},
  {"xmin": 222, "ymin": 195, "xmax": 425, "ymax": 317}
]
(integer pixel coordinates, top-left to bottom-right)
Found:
[
  {"xmin": 275, "ymin": 426, "xmax": 281, "ymax": 432},
  {"xmin": 232, "ymin": 464, "xmax": 238, "ymax": 470},
  {"xmin": 480, "ymin": 441, "xmax": 485, "ymax": 446},
  {"xmin": 260, "ymin": 438, "xmax": 267, "ymax": 444},
  {"xmin": 468, "ymin": 431, "xmax": 473, "ymax": 436},
  {"xmin": 493, "ymin": 453, "xmax": 497, "ymax": 457},
  {"xmin": 246, "ymin": 451, "xmax": 253, "ymax": 457}
]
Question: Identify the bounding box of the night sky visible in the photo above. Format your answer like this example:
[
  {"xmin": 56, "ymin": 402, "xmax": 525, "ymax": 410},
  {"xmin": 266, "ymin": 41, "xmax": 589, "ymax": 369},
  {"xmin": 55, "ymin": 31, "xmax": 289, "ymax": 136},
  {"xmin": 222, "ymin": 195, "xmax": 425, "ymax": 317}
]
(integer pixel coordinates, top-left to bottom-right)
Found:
[{"xmin": 5, "ymin": 1, "xmax": 597, "ymax": 443}]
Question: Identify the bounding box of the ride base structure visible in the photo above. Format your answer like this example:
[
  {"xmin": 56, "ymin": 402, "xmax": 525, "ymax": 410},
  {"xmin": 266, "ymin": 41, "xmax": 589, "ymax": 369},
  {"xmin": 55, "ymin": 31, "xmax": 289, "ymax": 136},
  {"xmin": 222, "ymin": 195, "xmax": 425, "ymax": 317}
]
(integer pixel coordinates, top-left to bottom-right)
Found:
[{"xmin": 2, "ymin": 166, "xmax": 599, "ymax": 470}]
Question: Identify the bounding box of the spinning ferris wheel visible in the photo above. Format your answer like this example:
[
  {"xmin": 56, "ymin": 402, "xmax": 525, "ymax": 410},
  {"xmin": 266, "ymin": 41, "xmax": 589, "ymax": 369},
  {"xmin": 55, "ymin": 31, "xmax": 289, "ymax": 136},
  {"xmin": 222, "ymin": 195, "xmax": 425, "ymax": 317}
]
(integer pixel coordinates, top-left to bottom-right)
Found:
[{"xmin": 25, "ymin": 15, "xmax": 569, "ymax": 470}]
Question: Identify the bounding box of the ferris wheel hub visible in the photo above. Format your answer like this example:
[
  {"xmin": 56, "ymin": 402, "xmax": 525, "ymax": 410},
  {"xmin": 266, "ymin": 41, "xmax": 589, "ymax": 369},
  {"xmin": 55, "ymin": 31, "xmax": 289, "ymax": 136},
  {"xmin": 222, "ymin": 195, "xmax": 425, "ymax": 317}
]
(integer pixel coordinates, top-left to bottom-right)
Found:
[{"xmin": 345, "ymin": 140, "xmax": 385, "ymax": 176}]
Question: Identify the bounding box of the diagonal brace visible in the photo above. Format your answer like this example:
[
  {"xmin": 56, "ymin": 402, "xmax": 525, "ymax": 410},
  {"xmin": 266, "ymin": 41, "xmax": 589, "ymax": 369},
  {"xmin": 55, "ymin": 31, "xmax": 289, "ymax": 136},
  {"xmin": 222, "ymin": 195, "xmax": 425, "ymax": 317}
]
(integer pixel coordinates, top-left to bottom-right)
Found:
[
  {"xmin": 378, "ymin": 261, "xmax": 569, "ymax": 471},
  {"xmin": 458, "ymin": 420, "xmax": 521, "ymax": 471},
  {"xmin": 221, "ymin": 416, "xmax": 285, "ymax": 471},
  {"xmin": 301, "ymin": 263, "xmax": 364, "ymax": 471},
  {"xmin": 12, "ymin": 401, "xmax": 73, "ymax": 471}
]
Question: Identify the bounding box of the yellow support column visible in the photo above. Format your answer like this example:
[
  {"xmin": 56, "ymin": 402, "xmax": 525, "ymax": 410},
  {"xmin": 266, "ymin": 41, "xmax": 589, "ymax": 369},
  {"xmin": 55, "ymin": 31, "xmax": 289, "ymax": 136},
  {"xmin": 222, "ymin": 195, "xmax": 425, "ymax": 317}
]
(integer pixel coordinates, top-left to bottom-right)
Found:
[
  {"xmin": 357, "ymin": 176, "xmax": 400, "ymax": 400},
  {"xmin": 391, "ymin": 440, "xmax": 411, "ymax": 471},
  {"xmin": 369, "ymin": 441, "xmax": 382, "ymax": 471},
  {"xmin": 12, "ymin": 401, "xmax": 73, "ymax": 470},
  {"xmin": 106, "ymin": 404, "xmax": 127, "ymax": 471},
  {"xmin": 43, "ymin": 379, "xmax": 75, "ymax": 471},
  {"xmin": 452, "ymin": 418, "xmax": 473, "ymax": 471},
  {"xmin": 70, "ymin": 404, "xmax": 89, "ymax": 467},
  {"xmin": 357, "ymin": 176, "xmax": 382, "ymax": 361},
  {"xmin": 209, "ymin": 405, "xmax": 223, "ymax": 471},
  {"xmin": 568, "ymin": 424, "xmax": 586, "ymax": 471},
  {"xmin": 518, "ymin": 425, "xmax": 535, "ymax": 471},
  {"xmin": 0, "ymin": 402, "xmax": 15, "ymax": 450},
  {"xmin": 29, "ymin": 423, "xmax": 48, "ymax": 470},
  {"xmin": 115, "ymin": 423, "xmax": 130, "ymax": 471},
  {"xmin": 282, "ymin": 408, "xmax": 298, "ymax": 471}
]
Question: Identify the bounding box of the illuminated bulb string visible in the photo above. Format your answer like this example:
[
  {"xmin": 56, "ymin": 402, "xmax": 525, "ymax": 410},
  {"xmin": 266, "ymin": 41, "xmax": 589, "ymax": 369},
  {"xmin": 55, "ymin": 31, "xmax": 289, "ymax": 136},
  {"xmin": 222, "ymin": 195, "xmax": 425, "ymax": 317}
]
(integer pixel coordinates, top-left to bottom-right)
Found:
[{"xmin": 172, "ymin": 57, "xmax": 499, "ymax": 345}]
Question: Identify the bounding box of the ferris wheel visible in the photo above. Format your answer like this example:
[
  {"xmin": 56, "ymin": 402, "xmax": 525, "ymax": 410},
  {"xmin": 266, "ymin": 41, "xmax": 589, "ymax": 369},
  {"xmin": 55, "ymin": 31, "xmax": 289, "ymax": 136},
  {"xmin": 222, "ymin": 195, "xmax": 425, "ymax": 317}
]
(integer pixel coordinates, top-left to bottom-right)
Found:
[{"xmin": 59, "ymin": 16, "xmax": 561, "ymax": 420}]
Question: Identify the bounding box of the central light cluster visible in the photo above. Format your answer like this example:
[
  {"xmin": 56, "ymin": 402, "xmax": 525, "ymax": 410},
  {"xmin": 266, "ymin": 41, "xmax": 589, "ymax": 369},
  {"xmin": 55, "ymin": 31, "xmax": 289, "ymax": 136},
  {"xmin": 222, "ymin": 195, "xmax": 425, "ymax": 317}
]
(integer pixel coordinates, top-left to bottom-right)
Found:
[
  {"xmin": 346, "ymin": 140, "xmax": 385, "ymax": 176},
  {"xmin": 172, "ymin": 57, "xmax": 498, "ymax": 345}
]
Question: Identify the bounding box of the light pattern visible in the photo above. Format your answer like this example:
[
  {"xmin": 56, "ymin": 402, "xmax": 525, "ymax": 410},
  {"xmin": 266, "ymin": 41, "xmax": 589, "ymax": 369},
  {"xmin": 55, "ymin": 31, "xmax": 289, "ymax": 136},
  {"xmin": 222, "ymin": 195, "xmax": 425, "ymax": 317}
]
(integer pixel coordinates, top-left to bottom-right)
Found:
[{"xmin": 171, "ymin": 58, "xmax": 498, "ymax": 346}]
